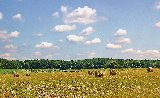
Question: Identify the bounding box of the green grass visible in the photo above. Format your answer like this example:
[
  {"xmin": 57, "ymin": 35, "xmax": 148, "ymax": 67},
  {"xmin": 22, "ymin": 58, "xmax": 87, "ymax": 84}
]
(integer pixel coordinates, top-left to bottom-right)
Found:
[
  {"xmin": 0, "ymin": 68, "xmax": 160, "ymax": 97},
  {"xmin": 0, "ymin": 69, "xmax": 19, "ymax": 74}
]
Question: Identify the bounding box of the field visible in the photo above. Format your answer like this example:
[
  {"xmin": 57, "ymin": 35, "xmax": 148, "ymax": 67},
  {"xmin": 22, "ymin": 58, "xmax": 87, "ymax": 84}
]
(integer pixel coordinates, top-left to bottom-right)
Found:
[{"xmin": 0, "ymin": 68, "xmax": 160, "ymax": 98}]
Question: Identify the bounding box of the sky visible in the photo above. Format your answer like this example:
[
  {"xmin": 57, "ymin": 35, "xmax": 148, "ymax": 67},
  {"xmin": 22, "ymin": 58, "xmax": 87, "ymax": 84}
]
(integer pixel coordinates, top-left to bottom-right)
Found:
[{"xmin": 0, "ymin": 0, "xmax": 160, "ymax": 60}]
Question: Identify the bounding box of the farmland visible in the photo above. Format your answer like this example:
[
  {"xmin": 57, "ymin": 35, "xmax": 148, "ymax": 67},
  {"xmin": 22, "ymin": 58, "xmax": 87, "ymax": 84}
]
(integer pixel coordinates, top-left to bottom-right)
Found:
[{"xmin": 0, "ymin": 68, "xmax": 160, "ymax": 97}]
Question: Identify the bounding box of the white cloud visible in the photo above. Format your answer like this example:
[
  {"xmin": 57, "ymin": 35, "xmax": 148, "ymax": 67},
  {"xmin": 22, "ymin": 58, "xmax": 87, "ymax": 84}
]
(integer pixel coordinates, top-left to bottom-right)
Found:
[
  {"xmin": 155, "ymin": 21, "xmax": 160, "ymax": 28},
  {"xmin": 78, "ymin": 52, "xmax": 96, "ymax": 58},
  {"xmin": 33, "ymin": 51, "xmax": 41, "ymax": 56},
  {"xmin": 116, "ymin": 37, "xmax": 131, "ymax": 44},
  {"xmin": 106, "ymin": 43, "xmax": 122, "ymax": 49},
  {"xmin": 0, "ymin": 53, "xmax": 16, "ymax": 60},
  {"xmin": 88, "ymin": 52, "xmax": 96, "ymax": 58},
  {"xmin": 114, "ymin": 29, "xmax": 127, "ymax": 36},
  {"xmin": 59, "ymin": 39, "xmax": 64, "ymax": 42},
  {"xmin": 121, "ymin": 48, "xmax": 135, "ymax": 53},
  {"xmin": 81, "ymin": 26, "xmax": 95, "ymax": 35},
  {"xmin": 155, "ymin": 1, "xmax": 160, "ymax": 10},
  {"xmin": 33, "ymin": 33, "xmax": 43, "ymax": 37},
  {"xmin": 67, "ymin": 35, "xmax": 84, "ymax": 42},
  {"xmin": 13, "ymin": 14, "xmax": 23, "ymax": 21},
  {"xmin": 85, "ymin": 38, "xmax": 101, "ymax": 45},
  {"xmin": 0, "ymin": 30, "xmax": 20, "ymax": 40},
  {"xmin": 9, "ymin": 31, "xmax": 20, "ymax": 38},
  {"xmin": 35, "ymin": 42, "xmax": 53, "ymax": 48},
  {"xmin": 4, "ymin": 44, "xmax": 17, "ymax": 52},
  {"xmin": 54, "ymin": 25, "xmax": 76, "ymax": 32},
  {"xmin": 45, "ymin": 54, "xmax": 53, "ymax": 59},
  {"xmin": 0, "ymin": 30, "xmax": 8, "ymax": 39},
  {"xmin": 61, "ymin": 6, "xmax": 68, "ymax": 13},
  {"xmin": 0, "ymin": 53, "xmax": 11, "ymax": 57},
  {"xmin": 52, "ymin": 12, "xmax": 59, "ymax": 17},
  {"xmin": 121, "ymin": 48, "xmax": 160, "ymax": 59},
  {"xmin": 5, "ymin": 44, "xmax": 17, "ymax": 49},
  {"xmin": 0, "ymin": 12, "xmax": 3, "ymax": 20},
  {"xmin": 63, "ymin": 6, "xmax": 97, "ymax": 24}
]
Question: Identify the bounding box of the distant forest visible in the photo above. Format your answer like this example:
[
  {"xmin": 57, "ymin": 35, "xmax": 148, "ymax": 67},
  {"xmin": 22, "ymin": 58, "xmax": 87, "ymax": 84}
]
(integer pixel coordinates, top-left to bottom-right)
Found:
[{"xmin": 0, "ymin": 58, "xmax": 160, "ymax": 69}]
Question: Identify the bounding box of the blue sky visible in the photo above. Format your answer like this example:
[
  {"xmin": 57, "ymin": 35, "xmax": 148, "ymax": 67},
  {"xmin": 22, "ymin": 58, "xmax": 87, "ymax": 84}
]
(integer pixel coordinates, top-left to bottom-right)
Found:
[{"xmin": 0, "ymin": 0, "xmax": 160, "ymax": 60}]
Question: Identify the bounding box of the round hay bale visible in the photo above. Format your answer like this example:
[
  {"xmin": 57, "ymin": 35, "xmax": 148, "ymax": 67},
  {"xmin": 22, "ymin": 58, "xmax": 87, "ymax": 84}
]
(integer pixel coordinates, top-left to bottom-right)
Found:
[
  {"xmin": 110, "ymin": 69, "xmax": 116, "ymax": 76},
  {"xmin": 88, "ymin": 70, "xmax": 94, "ymax": 75},
  {"xmin": 95, "ymin": 71, "xmax": 103, "ymax": 77},
  {"xmin": 26, "ymin": 73, "xmax": 30, "ymax": 76},
  {"xmin": 14, "ymin": 74, "xmax": 19, "ymax": 77},
  {"xmin": 147, "ymin": 67, "xmax": 153, "ymax": 73}
]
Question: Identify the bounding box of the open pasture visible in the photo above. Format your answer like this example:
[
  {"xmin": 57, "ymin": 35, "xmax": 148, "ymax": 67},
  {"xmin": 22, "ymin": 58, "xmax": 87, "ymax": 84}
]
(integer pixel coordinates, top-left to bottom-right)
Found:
[{"xmin": 0, "ymin": 68, "xmax": 160, "ymax": 98}]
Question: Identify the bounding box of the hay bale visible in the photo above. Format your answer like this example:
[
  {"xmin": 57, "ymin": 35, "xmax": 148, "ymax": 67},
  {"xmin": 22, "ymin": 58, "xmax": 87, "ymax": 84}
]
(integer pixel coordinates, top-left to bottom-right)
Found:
[
  {"xmin": 70, "ymin": 70, "xmax": 76, "ymax": 73},
  {"xmin": 88, "ymin": 70, "xmax": 94, "ymax": 75},
  {"xmin": 14, "ymin": 74, "xmax": 19, "ymax": 77},
  {"xmin": 26, "ymin": 73, "xmax": 30, "ymax": 76},
  {"xmin": 110, "ymin": 69, "xmax": 116, "ymax": 76},
  {"xmin": 95, "ymin": 71, "xmax": 103, "ymax": 77},
  {"xmin": 147, "ymin": 67, "xmax": 153, "ymax": 73}
]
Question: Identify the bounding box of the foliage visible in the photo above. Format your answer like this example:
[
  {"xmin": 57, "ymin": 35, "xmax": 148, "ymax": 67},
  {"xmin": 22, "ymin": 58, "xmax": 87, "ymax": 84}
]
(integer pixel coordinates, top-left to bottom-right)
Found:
[{"xmin": 0, "ymin": 58, "xmax": 160, "ymax": 69}]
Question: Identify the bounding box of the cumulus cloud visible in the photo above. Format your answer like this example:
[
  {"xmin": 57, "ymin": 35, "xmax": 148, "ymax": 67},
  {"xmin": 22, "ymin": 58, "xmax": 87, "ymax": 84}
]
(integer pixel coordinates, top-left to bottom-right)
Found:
[
  {"xmin": 114, "ymin": 29, "xmax": 127, "ymax": 36},
  {"xmin": 52, "ymin": 12, "xmax": 59, "ymax": 17},
  {"xmin": 35, "ymin": 42, "xmax": 53, "ymax": 48},
  {"xmin": 59, "ymin": 39, "xmax": 64, "ymax": 42},
  {"xmin": 121, "ymin": 48, "xmax": 135, "ymax": 53},
  {"xmin": 81, "ymin": 26, "xmax": 95, "ymax": 35},
  {"xmin": 54, "ymin": 25, "xmax": 76, "ymax": 32},
  {"xmin": 78, "ymin": 52, "xmax": 96, "ymax": 58},
  {"xmin": 33, "ymin": 33, "xmax": 43, "ymax": 37},
  {"xmin": 106, "ymin": 43, "xmax": 122, "ymax": 49},
  {"xmin": 67, "ymin": 35, "xmax": 84, "ymax": 42},
  {"xmin": 155, "ymin": 21, "xmax": 160, "ymax": 28},
  {"xmin": 0, "ymin": 12, "xmax": 3, "ymax": 20},
  {"xmin": 116, "ymin": 37, "xmax": 131, "ymax": 44},
  {"xmin": 33, "ymin": 51, "xmax": 41, "ymax": 56},
  {"xmin": 4, "ymin": 44, "xmax": 17, "ymax": 52},
  {"xmin": 0, "ymin": 53, "xmax": 11, "ymax": 57},
  {"xmin": 155, "ymin": 1, "xmax": 160, "ymax": 10},
  {"xmin": 9, "ymin": 31, "xmax": 20, "ymax": 38},
  {"xmin": 13, "ymin": 14, "xmax": 23, "ymax": 21},
  {"xmin": 5, "ymin": 44, "xmax": 17, "ymax": 49},
  {"xmin": 85, "ymin": 38, "xmax": 101, "ymax": 45},
  {"xmin": 61, "ymin": 6, "xmax": 68, "ymax": 13},
  {"xmin": 0, "ymin": 30, "xmax": 20, "ymax": 40},
  {"xmin": 121, "ymin": 48, "xmax": 160, "ymax": 59},
  {"xmin": 0, "ymin": 30, "xmax": 8, "ymax": 39},
  {"xmin": 88, "ymin": 52, "xmax": 96, "ymax": 58},
  {"xmin": 62, "ymin": 6, "xmax": 101, "ymax": 24},
  {"xmin": 0, "ymin": 53, "xmax": 16, "ymax": 60},
  {"xmin": 45, "ymin": 54, "xmax": 53, "ymax": 59}
]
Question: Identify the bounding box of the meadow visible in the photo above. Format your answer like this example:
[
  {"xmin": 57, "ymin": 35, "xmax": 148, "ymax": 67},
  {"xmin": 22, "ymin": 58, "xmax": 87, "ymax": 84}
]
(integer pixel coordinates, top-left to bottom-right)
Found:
[{"xmin": 0, "ymin": 68, "xmax": 160, "ymax": 98}]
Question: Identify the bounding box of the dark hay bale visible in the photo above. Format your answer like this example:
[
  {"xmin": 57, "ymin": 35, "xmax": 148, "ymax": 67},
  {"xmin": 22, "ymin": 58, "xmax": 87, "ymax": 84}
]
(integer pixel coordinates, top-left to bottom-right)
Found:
[
  {"xmin": 95, "ymin": 71, "xmax": 103, "ymax": 77},
  {"xmin": 70, "ymin": 70, "xmax": 76, "ymax": 73},
  {"xmin": 14, "ymin": 74, "xmax": 19, "ymax": 77},
  {"xmin": 48, "ymin": 70, "xmax": 52, "ymax": 73},
  {"xmin": 88, "ymin": 70, "xmax": 94, "ymax": 75},
  {"xmin": 147, "ymin": 67, "xmax": 153, "ymax": 73},
  {"xmin": 26, "ymin": 73, "xmax": 30, "ymax": 76},
  {"xmin": 110, "ymin": 69, "xmax": 116, "ymax": 76}
]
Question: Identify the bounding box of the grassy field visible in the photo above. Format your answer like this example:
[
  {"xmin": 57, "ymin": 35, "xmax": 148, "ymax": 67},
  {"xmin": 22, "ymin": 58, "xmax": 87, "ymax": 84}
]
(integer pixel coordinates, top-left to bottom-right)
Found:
[{"xmin": 0, "ymin": 68, "xmax": 160, "ymax": 98}]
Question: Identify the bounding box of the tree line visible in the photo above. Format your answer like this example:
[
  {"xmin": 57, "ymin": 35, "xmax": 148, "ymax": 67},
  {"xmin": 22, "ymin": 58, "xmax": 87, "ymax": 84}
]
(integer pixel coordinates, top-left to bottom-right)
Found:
[{"xmin": 0, "ymin": 58, "xmax": 160, "ymax": 69}]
